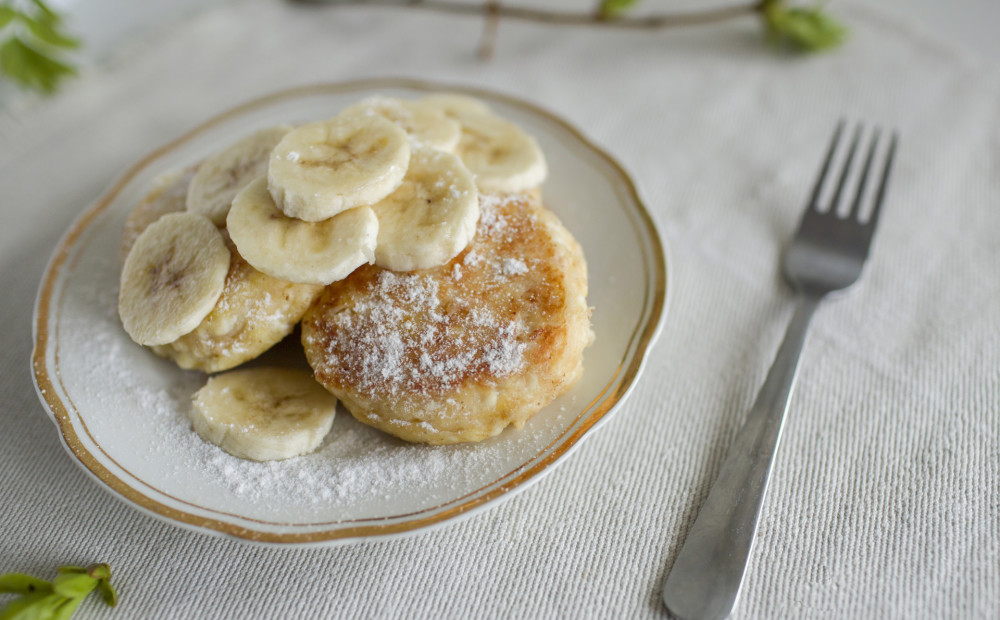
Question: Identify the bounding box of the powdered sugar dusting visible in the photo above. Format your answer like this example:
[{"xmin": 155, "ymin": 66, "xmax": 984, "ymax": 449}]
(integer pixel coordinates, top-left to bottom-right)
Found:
[
  {"xmin": 501, "ymin": 258, "xmax": 528, "ymax": 276},
  {"xmin": 123, "ymin": 371, "xmax": 539, "ymax": 507},
  {"xmin": 476, "ymin": 193, "xmax": 538, "ymax": 278},
  {"xmin": 314, "ymin": 268, "xmax": 526, "ymax": 398},
  {"xmin": 478, "ymin": 193, "xmax": 512, "ymax": 237}
]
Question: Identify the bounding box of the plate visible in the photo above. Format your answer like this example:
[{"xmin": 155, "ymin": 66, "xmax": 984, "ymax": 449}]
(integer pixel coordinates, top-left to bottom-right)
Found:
[{"xmin": 31, "ymin": 79, "xmax": 667, "ymax": 546}]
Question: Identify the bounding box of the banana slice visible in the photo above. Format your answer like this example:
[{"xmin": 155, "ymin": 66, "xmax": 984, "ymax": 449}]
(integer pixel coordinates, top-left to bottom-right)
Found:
[
  {"xmin": 372, "ymin": 147, "xmax": 478, "ymax": 272},
  {"xmin": 119, "ymin": 212, "xmax": 230, "ymax": 346},
  {"xmin": 227, "ymin": 176, "xmax": 378, "ymax": 284},
  {"xmin": 186, "ymin": 125, "xmax": 292, "ymax": 225},
  {"xmin": 343, "ymin": 96, "xmax": 461, "ymax": 152},
  {"xmin": 268, "ymin": 113, "xmax": 410, "ymax": 222},
  {"xmin": 419, "ymin": 93, "xmax": 493, "ymax": 121},
  {"xmin": 190, "ymin": 368, "xmax": 338, "ymax": 461},
  {"xmin": 453, "ymin": 112, "xmax": 547, "ymax": 193}
]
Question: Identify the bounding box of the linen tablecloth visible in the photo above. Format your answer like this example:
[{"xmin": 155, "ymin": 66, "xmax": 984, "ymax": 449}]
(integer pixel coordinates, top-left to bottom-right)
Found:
[{"xmin": 2, "ymin": 1, "xmax": 998, "ymax": 617}]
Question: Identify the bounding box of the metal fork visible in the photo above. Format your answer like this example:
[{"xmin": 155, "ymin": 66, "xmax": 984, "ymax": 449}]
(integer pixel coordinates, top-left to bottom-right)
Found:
[{"xmin": 661, "ymin": 122, "xmax": 898, "ymax": 620}]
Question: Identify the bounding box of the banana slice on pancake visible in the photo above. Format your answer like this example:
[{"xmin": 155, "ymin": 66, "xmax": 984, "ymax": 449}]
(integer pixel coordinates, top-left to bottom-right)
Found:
[
  {"xmin": 267, "ymin": 112, "xmax": 410, "ymax": 222},
  {"xmin": 343, "ymin": 96, "xmax": 461, "ymax": 152},
  {"xmin": 186, "ymin": 125, "xmax": 293, "ymax": 225},
  {"xmin": 371, "ymin": 147, "xmax": 479, "ymax": 272},
  {"xmin": 453, "ymin": 112, "xmax": 547, "ymax": 193},
  {"xmin": 227, "ymin": 176, "xmax": 378, "ymax": 284},
  {"xmin": 190, "ymin": 368, "xmax": 337, "ymax": 461},
  {"xmin": 118, "ymin": 212, "xmax": 230, "ymax": 346}
]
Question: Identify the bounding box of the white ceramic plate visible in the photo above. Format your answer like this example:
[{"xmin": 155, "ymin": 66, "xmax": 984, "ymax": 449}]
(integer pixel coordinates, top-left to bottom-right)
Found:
[{"xmin": 32, "ymin": 79, "xmax": 667, "ymax": 546}]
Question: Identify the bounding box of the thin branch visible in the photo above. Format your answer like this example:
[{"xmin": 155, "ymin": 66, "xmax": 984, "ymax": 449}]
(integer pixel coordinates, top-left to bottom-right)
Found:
[
  {"xmin": 298, "ymin": 0, "xmax": 765, "ymax": 30},
  {"xmin": 478, "ymin": 1, "xmax": 501, "ymax": 59}
]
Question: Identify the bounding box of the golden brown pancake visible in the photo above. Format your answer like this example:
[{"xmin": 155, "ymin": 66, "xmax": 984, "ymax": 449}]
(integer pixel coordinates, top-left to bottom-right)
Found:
[{"xmin": 302, "ymin": 190, "xmax": 593, "ymax": 444}]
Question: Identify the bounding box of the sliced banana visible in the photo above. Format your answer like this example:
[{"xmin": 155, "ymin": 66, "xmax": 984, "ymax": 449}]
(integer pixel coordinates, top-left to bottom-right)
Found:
[
  {"xmin": 372, "ymin": 147, "xmax": 479, "ymax": 272},
  {"xmin": 190, "ymin": 368, "xmax": 338, "ymax": 461},
  {"xmin": 343, "ymin": 96, "xmax": 461, "ymax": 152},
  {"xmin": 185, "ymin": 125, "xmax": 292, "ymax": 226},
  {"xmin": 268, "ymin": 113, "xmax": 410, "ymax": 222},
  {"xmin": 118, "ymin": 212, "xmax": 230, "ymax": 346},
  {"xmin": 419, "ymin": 93, "xmax": 493, "ymax": 122},
  {"xmin": 228, "ymin": 176, "xmax": 378, "ymax": 284},
  {"xmin": 453, "ymin": 112, "xmax": 547, "ymax": 193}
]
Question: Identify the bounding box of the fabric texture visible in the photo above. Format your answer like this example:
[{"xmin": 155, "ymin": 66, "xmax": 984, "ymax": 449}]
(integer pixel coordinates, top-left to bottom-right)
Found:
[{"xmin": 1, "ymin": 1, "xmax": 998, "ymax": 617}]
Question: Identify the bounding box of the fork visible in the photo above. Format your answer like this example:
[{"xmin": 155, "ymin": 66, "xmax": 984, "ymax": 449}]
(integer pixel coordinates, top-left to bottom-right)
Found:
[{"xmin": 661, "ymin": 122, "xmax": 898, "ymax": 620}]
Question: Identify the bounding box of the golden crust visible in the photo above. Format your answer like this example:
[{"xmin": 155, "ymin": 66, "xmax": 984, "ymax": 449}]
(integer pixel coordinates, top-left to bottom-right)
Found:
[{"xmin": 302, "ymin": 190, "xmax": 593, "ymax": 444}]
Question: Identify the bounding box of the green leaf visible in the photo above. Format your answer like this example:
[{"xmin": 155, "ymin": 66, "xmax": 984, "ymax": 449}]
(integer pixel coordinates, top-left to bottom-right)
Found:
[
  {"xmin": 0, "ymin": 592, "xmax": 57, "ymax": 620},
  {"xmin": 0, "ymin": 7, "xmax": 19, "ymax": 29},
  {"xmin": 29, "ymin": 0, "xmax": 61, "ymax": 26},
  {"xmin": 50, "ymin": 574, "xmax": 96, "ymax": 600},
  {"xmin": 17, "ymin": 13, "xmax": 80, "ymax": 49},
  {"xmin": 0, "ymin": 563, "xmax": 115, "ymax": 620},
  {"xmin": 50, "ymin": 598, "xmax": 83, "ymax": 620},
  {"xmin": 598, "ymin": 0, "xmax": 639, "ymax": 19},
  {"xmin": 97, "ymin": 580, "xmax": 117, "ymax": 608},
  {"xmin": 0, "ymin": 575, "xmax": 51, "ymax": 596},
  {"xmin": 0, "ymin": 37, "xmax": 76, "ymax": 94},
  {"xmin": 763, "ymin": 2, "xmax": 846, "ymax": 51},
  {"xmin": 0, "ymin": 0, "xmax": 79, "ymax": 93}
]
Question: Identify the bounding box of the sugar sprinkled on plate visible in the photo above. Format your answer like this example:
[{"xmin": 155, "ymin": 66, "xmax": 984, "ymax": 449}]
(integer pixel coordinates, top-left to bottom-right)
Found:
[{"xmin": 61, "ymin": 248, "xmax": 550, "ymax": 509}]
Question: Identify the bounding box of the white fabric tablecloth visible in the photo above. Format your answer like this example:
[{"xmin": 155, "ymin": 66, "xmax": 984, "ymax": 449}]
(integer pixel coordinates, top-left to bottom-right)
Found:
[{"xmin": 2, "ymin": 1, "xmax": 998, "ymax": 617}]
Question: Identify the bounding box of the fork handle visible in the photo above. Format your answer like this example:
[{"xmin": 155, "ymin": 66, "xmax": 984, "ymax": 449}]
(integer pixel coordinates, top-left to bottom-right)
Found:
[{"xmin": 662, "ymin": 294, "xmax": 821, "ymax": 620}]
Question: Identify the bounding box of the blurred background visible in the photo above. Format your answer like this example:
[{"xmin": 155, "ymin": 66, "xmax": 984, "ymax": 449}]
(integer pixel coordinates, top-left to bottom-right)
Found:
[{"xmin": 43, "ymin": 0, "xmax": 998, "ymax": 62}]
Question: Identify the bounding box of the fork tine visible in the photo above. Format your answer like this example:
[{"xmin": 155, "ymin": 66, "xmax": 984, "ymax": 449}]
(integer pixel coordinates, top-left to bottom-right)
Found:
[
  {"xmin": 828, "ymin": 123, "xmax": 863, "ymax": 214},
  {"xmin": 807, "ymin": 120, "xmax": 846, "ymax": 211},
  {"xmin": 846, "ymin": 127, "xmax": 881, "ymax": 222},
  {"xmin": 865, "ymin": 132, "xmax": 898, "ymax": 232}
]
